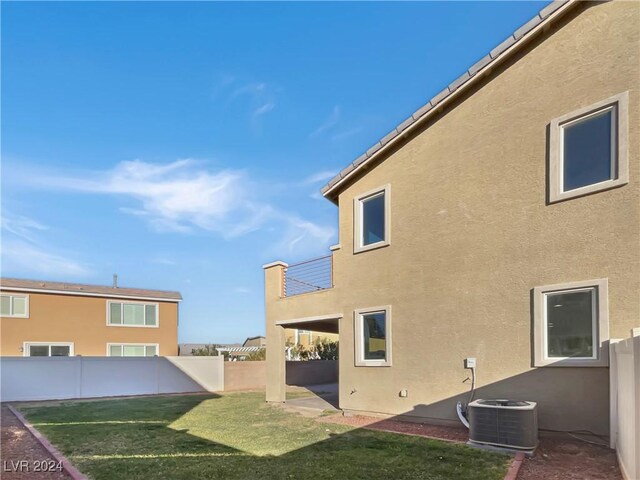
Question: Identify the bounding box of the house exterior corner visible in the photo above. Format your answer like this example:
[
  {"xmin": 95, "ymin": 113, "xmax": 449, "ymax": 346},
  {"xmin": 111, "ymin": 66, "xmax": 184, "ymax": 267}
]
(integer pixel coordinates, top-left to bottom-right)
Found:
[{"xmin": 264, "ymin": 0, "xmax": 639, "ymax": 435}]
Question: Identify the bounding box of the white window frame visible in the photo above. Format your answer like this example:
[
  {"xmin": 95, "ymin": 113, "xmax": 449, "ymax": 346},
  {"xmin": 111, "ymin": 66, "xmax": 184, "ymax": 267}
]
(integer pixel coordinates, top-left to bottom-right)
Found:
[
  {"xmin": 106, "ymin": 300, "xmax": 159, "ymax": 328},
  {"xmin": 23, "ymin": 342, "xmax": 74, "ymax": 357},
  {"xmin": 533, "ymin": 279, "xmax": 609, "ymax": 367},
  {"xmin": 549, "ymin": 92, "xmax": 629, "ymax": 203},
  {"xmin": 353, "ymin": 184, "xmax": 391, "ymax": 254},
  {"xmin": 354, "ymin": 306, "xmax": 392, "ymax": 367},
  {"xmin": 1, "ymin": 294, "xmax": 30, "ymax": 318},
  {"xmin": 295, "ymin": 329, "xmax": 312, "ymax": 345},
  {"xmin": 106, "ymin": 343, "xmax": 159, "ymax": 357}
]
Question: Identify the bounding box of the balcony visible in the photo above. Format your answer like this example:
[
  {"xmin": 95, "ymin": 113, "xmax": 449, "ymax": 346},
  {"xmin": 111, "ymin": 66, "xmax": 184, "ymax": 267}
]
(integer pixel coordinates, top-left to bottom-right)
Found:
[{"xmin": 283, "ymin": 255, "xmax": 333, "ymax": 297}]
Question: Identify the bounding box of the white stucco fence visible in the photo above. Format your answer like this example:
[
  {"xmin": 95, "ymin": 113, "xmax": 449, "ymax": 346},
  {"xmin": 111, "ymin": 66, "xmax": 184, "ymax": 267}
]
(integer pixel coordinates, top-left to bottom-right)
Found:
[
  {"xmin": 610, "ymin": 328, "xmax": 640, "ymax": 480},
  {"xmin": 0, "ymin": 356, "xmax": 224, "ymax": 402}
]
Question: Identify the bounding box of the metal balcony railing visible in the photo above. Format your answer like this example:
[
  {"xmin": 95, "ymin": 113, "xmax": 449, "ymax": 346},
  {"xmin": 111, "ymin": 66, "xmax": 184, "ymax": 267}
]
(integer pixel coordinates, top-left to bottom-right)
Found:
[{"xmin": 283, "ymin": 255, "xmax": 333, "ymax": 297}]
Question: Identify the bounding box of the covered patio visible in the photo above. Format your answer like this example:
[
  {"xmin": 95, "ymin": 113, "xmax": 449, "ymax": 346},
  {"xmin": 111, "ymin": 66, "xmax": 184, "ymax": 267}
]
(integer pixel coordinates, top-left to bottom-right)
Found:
[{"xmin": 266, "ymin": 313, "xmax": 341, "ymax": 405}]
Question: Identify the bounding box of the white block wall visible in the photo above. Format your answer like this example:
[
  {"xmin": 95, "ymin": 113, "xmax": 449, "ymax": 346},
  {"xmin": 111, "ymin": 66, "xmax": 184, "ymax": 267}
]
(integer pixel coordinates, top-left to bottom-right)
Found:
[
  {"xmin": 0, "ymin": 356, "xmax": 224, "ymax": 402},
  {"xmin": 610, "ymin": 328, "xmax": 640, "ymax": 480}
]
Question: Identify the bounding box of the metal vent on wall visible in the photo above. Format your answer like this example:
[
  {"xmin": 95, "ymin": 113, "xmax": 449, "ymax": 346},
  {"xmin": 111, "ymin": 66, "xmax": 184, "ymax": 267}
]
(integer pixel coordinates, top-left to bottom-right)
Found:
[{"xmin": 468, "ymin": 399, "xmax": 538, "ymax": 450}]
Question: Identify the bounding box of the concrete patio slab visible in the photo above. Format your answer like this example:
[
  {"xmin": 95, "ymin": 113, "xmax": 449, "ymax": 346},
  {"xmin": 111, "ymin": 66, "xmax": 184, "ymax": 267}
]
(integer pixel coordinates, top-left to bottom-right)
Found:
[{"xmin": 284, "ymin": 383, "xmax": 339, "ymax": 416}]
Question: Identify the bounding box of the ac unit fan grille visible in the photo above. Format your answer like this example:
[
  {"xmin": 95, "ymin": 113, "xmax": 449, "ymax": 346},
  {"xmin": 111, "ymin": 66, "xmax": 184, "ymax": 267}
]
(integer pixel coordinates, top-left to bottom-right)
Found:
[{"xmin": 468, "ymin": 400, "xmax": 538, "ymax": 450}]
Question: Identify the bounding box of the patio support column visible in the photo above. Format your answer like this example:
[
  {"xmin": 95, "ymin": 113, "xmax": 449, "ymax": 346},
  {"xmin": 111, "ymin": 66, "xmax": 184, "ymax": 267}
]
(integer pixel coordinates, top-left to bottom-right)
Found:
[{"xmin": 263, "ymin": 261, "xmax": 288, "ymax": 403}]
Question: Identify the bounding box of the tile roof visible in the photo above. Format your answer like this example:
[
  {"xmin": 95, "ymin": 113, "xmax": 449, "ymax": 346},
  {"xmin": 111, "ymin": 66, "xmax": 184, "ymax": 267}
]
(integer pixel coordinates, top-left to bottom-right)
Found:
[
  {"xmin": 0, "ymin": 277, "xmax": 182, "ymax": 301},
  {"xmin": 321, "ymin": 0, "xmax": 575, "ymax": 200}
]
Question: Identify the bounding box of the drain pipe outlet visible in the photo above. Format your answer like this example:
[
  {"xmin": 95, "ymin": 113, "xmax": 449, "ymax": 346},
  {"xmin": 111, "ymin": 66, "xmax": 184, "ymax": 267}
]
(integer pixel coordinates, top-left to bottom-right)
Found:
[
  {"xmin": 457, "ymin": 360, "xmax": 476, "ymax": 429},
  {"xmin": 456, "ymin": 402, "xmax": 470, "ymax": 429}
]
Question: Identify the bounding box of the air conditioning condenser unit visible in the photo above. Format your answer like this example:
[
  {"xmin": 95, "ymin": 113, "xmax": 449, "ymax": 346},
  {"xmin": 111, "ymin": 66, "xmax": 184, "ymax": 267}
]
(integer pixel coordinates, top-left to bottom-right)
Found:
[{"xmin": 468, "ymin": 399, "xmax": 538, "ymax": 450}]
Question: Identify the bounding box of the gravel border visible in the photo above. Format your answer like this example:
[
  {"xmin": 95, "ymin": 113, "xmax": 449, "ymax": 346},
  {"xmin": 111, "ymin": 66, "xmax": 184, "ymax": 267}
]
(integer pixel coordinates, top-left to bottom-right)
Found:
[{"xmin": 6, "ymin": 405, "xmax": 87, "ymax": 480}]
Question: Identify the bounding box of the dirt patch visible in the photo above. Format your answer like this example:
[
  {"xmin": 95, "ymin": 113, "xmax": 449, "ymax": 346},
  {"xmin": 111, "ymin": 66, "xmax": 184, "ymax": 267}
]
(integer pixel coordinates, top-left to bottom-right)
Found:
[
  {"xmin": 519, "ymin": 434, "xmax": 621, "ymax": 480},
  {"xmin": 318, "ymin": 413, "xmax": 468, "ymax": 443},
  {"xmin": 0, "ymin": 405, "xmax": 71, "ymax": 480}
]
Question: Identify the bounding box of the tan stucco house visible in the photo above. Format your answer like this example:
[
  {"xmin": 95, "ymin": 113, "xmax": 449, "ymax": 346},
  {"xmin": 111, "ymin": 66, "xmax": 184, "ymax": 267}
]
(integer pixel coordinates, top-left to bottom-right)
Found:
[
  {"xmin": 243, "ymin": 335, "xmax": 267, "ymax": 348},
  {"xmin": 285, "ymin": 328, "xmax": 338, "ymax": 348},
  {"xmin": 0, "ymin": 278, "xmax": 181, "ymax": 356},
  {"xmin": 264, "ymin": 0, "xmax": 639, "ymax": 435}
]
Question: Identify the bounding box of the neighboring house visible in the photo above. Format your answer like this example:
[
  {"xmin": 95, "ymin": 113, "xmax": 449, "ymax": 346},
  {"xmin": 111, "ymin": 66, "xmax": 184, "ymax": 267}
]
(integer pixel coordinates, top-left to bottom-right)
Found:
[
  {"xmin": 179, "ymin": 343, "xmax": 207, "ymax": 355},
  {"xmin": 216, "ymin": 337, "xmax": 266, "ymax": 360},
  {"xmin": 216, "ymin": 345, "xmax": 263, "ymax": 361},
  {"xmin": 180, "ymin": 337, "xmax": 265, "ymax": 359},
  {"xmin": 243, "ymin": 336, "xmax": 266, "ymax": 348},
  {"xmin": 178, "ymin": 343, "xmax": 240, "ymax": 356},
  {"xmin": 0, "ymin": 278, "xmax": 181, "ymax": 356},
  {"xmin": 285, "ymin": 329, "xmax": 338, "ymax": 347},
  {"xmin": 264, "ymin": 0, "xmax": 639, "ymax": 436},
  {"xmin": 178, "ymin": 343, "xmax": 242, "ymax": 357},
  {"xmin": 180, "ymin": 337, "xmax": 266, "ymax": 358},
  {"xmin": 284, "ymin": 329, "xmax": 338, "ymax": 360}
]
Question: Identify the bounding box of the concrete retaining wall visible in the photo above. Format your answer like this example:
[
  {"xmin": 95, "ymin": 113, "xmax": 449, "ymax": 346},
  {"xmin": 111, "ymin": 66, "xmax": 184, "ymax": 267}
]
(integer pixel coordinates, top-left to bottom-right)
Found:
[
  {"xmin": 224, "ymin": 361, "xmax": 267, "ymax": 391},
  {"xmin": 223, "ymin": 360, "xmax": 338, "ymax": 391},
  {"xmin": 286, "ymin": 360, "xmax": 338, "ymax": 386}
]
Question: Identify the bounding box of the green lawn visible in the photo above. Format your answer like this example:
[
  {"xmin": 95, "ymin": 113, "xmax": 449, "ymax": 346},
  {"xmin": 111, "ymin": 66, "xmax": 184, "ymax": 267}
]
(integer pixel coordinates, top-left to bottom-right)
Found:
[{"xmin": 18, "ymin": 392, "xmax": 510, "ymax": 480}]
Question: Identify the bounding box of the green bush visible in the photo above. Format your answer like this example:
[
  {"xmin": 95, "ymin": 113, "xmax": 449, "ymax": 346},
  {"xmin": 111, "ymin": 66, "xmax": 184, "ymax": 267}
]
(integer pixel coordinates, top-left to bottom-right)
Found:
[
  {"xmin": 191, "ymin": 345, "xmax": 229, "ymax": 360},
  {"xmin": 191, "ymin": 345, "xmax": 219, "ymax": 356},
  {"xmin": 288, "ymin": 339, "xmax": 338, "ymax": 361},
  {"xmin": 246, "ymin": 348, "xmax": 266, "ymax": 361},
  {"xmin": 314, "ymin": 338, "xmax": 338, "ymax": 360}
]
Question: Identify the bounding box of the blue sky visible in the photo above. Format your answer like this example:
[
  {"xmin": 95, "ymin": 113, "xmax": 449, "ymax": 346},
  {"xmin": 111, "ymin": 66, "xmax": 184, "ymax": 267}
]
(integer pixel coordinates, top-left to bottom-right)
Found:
[{"xmin": 1, "ymin": 1, "xmax": 548, "ymax": 343}]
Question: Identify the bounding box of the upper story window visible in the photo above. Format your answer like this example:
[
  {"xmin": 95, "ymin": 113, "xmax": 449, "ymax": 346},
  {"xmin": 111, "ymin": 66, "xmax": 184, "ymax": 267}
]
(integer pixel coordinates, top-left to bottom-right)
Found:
[
  {"xmin": 354, "ymin": 306, "xmax": 392, "ymax": 367},
  {"xmin": 549, "ymin": 92, "xmax": 629, "ymax": 203},
  {"xmin": 108, "ymin": 301, "xmax": 158, "ymax": 327},
  {"xmin": 1, "ymin": 294, "xmax": 29, "ymax": 318},
  {"xmin": 354, "ymin": 184, "xmax": 390, "ymax": 253},
  {"xmin": 533, "ymin": 279, "xmax": 609, "ymax": 367}
]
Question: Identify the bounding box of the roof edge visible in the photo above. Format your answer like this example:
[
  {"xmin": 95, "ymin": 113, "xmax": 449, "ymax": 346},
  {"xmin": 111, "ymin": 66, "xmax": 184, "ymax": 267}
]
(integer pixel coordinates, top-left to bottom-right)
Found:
[
  {"xmin": 0, "ymin": 286, "xmax": 183, "ymax": 302},
  {"xmin": 321, "ymin": 0, "xmax": 577, "ymax": 201},
  {"xmin": 0, "ymin": 277, "xmax": 182, "ymax": 302}
]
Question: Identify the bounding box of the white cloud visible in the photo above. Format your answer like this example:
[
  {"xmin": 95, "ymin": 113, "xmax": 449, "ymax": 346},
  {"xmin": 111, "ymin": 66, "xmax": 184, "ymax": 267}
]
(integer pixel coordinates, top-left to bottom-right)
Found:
[
  {"xmin": 331, "ymin": 126, "xmax": 364, "ymax": 142},
  {"xmin": 309, "ymin": 106, "xmax": 363, "ymax": 143},
  {"xmin": 1, "ymin": 214, "xmax": 48, "ymax": 242},
  {"xmin": 229, "ymin": 81, "xmax": 277, "ymax": 123},
  {"xmin": 302, "ymin": 170, "xmax": 337, "ymax": 186},
  {"xmin": 151, "ymin": 258, "xmax": 176, "ymax": 266},
  {"xmin": 1, "ymin": 241, "xmax": 90, "ymax": 277},
  {"xmin": 309, "ymin": 106, "xmax": 341, "ymax": 138},
  {"xmin": 1, "ymin": 214, "xmax": 90, "ymax": 278},
  {"xmin": 276, "ymin": 216, "xmax": 336, "ymax": 255},
  {"xmin": 234, "ymin": 287, "xmax": 251, "ymax": 294},
  {"xmin": 253, "ymin": 101, "xmax": 275, "ymax": 118},
  {"xmin": 210, "ymin": 74, "xmax": 237, "ymax": 99},
  {"xmin": 300, "ymin": 170, "xmax": 336, "ymax": 202},
  {"xmin": 231, "ymin": 82, "xmax": 267, "ymax": 100},
  {"xmin": 32, "ymin": 159, "xmax": 337, "ymax": 257},
  {"xmin": 119, "ymin": 207, "xmax": 149, "ymax": 216},
  {"xmin": 42, "ymin": 159, "xmax": 260, "ymax": 237}
]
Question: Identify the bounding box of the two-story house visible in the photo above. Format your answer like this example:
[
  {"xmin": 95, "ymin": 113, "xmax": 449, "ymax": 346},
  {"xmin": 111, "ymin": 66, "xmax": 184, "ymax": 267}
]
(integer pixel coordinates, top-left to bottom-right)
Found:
[
  {"xmin": 263, "ymin": 0, "xmax": 639, "ymax": 436},
  {"xmin": 0, "ymin": 278, "xmax": 181, "ymax": 356},
  {"xmin": 285, "ymin": 329, "xmax": 338, "ymax": 348}
]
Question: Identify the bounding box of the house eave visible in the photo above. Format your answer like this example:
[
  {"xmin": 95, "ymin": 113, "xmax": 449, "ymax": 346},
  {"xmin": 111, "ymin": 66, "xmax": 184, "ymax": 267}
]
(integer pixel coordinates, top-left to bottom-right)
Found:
[
  {"xmin": 321, "ymin": 0, "xmax": 579, "ymax": 202},
  {"xmin": 0, "ymin": 286, "xmax": 182, "ymax": 303}
]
